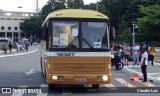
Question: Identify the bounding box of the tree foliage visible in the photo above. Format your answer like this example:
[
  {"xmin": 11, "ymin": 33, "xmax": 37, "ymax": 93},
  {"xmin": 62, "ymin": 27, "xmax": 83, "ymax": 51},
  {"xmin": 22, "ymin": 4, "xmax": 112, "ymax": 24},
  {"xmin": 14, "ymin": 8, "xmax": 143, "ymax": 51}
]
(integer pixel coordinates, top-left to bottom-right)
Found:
[
  {"xmin": 20, "ymin": 0, "xmax": 160, "ymax": 43},
  {"xmin": 66, "ymin": 0, "xmax": 84, "ymax": 8},
  {"xmin": 138, "ymin": 5, "xmax": 160, "ymax": 41},
  {"xmin": 20, "ymin": 16, "xmax": 43, "ymax": 39},
  {"xmin": 40, "ymin": 0, "xmax": 66, "ymax": 20}
]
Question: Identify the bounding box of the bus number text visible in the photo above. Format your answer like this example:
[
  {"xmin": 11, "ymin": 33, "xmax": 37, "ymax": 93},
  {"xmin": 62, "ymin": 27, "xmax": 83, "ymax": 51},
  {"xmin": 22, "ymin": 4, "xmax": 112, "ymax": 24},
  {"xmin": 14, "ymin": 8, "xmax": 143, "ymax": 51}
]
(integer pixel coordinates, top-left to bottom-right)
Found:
[{"xmin": 56, "ymin": 53, "xmax": 75, "ymax": 56}]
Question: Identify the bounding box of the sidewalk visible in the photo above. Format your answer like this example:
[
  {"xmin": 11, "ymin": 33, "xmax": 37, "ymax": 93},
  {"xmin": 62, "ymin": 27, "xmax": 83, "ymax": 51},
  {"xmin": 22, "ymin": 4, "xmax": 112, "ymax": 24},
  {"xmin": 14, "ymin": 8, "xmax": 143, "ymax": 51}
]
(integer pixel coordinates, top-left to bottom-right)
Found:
[
  {"xmin": 122, "ymin": 61, "xmax": 160, "ymax": 83},
  {"xmin": 0, "ymin": 46, "xmax": 38, "ymax": 57},
  {"xmin": 122, "ymin": 50, "xmax": 160, "ymax": 83}
]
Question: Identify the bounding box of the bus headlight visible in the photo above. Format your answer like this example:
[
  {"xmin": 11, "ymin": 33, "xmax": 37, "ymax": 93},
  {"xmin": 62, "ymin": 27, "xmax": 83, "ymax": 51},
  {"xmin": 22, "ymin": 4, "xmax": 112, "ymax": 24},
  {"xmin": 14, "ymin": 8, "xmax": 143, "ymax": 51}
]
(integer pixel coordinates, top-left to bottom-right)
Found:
[
  {"xmin": 103, "ymin": 75, "xmax": 108, "ymax": 81},
  {"xmin": 52, "ymin": 75, "xmax": 58, "ymax": 80}
]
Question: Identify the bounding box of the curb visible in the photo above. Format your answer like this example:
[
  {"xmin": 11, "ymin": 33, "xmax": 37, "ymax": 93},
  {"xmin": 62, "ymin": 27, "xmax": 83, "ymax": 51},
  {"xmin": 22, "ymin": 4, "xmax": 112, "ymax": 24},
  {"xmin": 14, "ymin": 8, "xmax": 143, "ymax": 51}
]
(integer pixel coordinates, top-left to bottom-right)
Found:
[
  {"xmin": 153, "ymin": 62, "xmax": 160, "ymax": 66},
  {"xmin": 122, "ymin": 66, "xmax": 160, "ymax": 83},
  {"xmin": 0, "ymin": 48, "xmax": 38, "ymax": 58}
]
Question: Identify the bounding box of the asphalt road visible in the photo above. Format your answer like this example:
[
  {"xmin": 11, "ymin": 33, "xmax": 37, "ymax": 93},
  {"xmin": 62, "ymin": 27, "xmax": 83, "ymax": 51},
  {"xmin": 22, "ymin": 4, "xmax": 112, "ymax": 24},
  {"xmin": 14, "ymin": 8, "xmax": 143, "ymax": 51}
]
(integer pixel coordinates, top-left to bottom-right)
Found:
[{"xmin": 0, "ymin": 48, "xmax": 159, "ymax": 96}]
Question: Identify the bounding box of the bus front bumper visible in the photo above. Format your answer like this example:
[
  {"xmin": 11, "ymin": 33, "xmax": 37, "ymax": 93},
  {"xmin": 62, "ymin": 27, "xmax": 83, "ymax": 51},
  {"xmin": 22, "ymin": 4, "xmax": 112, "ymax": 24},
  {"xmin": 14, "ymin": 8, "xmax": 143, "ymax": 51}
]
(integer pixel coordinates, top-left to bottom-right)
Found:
[{"xmin": 46, "ymin": 73, "xmax": 111, "ymax": 84}]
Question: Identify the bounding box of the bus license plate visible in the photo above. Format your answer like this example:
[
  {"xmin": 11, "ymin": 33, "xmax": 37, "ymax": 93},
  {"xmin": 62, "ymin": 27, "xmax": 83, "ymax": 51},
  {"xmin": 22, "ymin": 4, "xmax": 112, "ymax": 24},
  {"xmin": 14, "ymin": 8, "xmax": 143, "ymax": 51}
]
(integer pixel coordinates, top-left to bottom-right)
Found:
[{"xmin": 75, "ymin": 78, "xmax": 86, "ymax": 82}]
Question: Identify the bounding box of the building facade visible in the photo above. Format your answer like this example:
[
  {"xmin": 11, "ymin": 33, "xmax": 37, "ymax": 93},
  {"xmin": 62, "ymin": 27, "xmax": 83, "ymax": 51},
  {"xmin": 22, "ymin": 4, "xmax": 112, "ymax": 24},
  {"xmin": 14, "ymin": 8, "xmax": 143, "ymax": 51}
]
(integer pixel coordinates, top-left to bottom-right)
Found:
[{"xmin": 0, "ymin": 10, "xmax": 38, "ymax": 42}]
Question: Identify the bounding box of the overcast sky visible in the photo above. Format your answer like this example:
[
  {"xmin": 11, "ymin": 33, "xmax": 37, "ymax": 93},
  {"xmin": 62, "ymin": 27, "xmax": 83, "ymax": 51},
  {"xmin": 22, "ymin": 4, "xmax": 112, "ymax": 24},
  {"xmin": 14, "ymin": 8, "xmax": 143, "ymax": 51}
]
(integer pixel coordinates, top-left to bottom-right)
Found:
[{"xmin": 0, "ymin": 0, "xmax": 97, "ymax": 12}]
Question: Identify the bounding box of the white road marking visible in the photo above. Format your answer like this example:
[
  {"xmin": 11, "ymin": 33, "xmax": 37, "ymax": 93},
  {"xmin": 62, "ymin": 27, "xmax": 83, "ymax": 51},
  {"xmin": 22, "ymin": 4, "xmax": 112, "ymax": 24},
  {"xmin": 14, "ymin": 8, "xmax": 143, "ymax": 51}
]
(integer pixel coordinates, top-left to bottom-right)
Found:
[
  {"xmin": 25, "ymin": 69, "xmax": 35, "ymax": 75},
  {"xmin": 0, "ymin": 48, "xmax": 38, "ymax": 58},
  {"xmin": 115, "ymin": 78, "xmax": 135, "ymax": 87},
  {"xmin": 104, "ymin": 84, "xmax": 115, "ymax": 87}
]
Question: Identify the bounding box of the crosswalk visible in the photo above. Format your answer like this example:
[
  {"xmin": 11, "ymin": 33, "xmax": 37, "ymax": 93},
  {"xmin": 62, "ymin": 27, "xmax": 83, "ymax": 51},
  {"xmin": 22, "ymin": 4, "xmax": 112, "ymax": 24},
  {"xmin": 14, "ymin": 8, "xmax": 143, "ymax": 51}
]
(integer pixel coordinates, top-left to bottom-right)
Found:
[{"xmin": 0, "ymin": 78, "xmax": 157, "ymax": 96}]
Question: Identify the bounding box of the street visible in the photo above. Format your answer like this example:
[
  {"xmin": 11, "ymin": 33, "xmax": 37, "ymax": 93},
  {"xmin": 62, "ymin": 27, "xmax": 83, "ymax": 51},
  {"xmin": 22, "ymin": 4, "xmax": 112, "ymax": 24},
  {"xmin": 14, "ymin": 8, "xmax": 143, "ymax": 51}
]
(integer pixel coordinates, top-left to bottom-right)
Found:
[{"xmin": 0, "ymin": 47, "xmax": 160, "ymax": 96}]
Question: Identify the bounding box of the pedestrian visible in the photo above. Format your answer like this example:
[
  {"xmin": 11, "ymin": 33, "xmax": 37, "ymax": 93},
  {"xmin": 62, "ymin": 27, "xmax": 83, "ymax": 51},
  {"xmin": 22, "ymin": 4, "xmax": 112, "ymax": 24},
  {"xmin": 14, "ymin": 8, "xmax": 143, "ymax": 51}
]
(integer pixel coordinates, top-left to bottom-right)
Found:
[
  {"xmin": 148, "ymin": 45, "xmax": 156, "ymax": 66},
  {"xmin": 114, "ymin": 51, "xmax": 120, "ymax": 70},
  {"xmin": 25, "ymin": 41, "xmax": 28, "ymax": 51},
  {"xmin": 16, "ymin": 42, "xmax": 19, "ymax": 51},
  {"xmin": 140, "ymin": 48, "xmax": 148, "ymax": 82},
  {"xmin": 124, "ymin": 44, "xmax": 130, "ymax": 66},
  {"xmin": 133, "ymin": 42, "xmax": 140, "ymax": 65},
  {"xmin": 8, "ymin": 42, "xmax": 12, "ymax": 53},
  {"xmin": 2, "ymin": 44, "xmax": 7, "ymax": 53}
]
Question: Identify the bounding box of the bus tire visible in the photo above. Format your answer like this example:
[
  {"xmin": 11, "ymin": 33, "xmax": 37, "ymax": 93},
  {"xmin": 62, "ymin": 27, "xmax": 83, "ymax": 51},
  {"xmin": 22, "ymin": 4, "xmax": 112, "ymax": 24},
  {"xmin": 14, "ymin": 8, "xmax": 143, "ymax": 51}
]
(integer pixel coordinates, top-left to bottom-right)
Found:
[
  {"xmin": 92, "ymin": 84, "xmax": 99, "ymax": 89},
  {"xmin": 48, "ymin": 84, "xmax": 55, "ymax": 90}
]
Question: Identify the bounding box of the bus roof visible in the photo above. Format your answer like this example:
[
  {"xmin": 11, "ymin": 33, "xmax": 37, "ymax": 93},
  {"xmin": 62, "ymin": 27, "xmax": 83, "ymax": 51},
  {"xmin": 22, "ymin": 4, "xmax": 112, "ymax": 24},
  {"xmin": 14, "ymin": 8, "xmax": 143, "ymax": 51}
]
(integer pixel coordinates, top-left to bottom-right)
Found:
[{"xmin": 42, "ymin": 9, "xmax": 109, "ymax": 27}]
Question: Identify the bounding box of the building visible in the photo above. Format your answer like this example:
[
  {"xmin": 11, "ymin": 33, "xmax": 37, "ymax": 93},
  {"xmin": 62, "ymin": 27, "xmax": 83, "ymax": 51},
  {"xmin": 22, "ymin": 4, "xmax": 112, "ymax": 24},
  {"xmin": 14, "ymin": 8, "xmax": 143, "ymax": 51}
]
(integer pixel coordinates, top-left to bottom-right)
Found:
[{"xmin": 0, "ymin": 10, "xmax": 38, "ymax": 42}]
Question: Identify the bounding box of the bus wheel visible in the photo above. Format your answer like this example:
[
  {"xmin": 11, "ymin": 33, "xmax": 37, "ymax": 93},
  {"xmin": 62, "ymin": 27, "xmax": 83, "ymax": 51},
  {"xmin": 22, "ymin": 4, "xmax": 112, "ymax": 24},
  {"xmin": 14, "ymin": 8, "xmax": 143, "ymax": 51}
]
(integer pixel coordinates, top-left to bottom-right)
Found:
[
  {"xmin": 92, "ymin": 84, "xmax": 99, "ymax": 89},
  {"xmin": 48, "ymin": 84, "xmax": 55, "ymax": 90}
]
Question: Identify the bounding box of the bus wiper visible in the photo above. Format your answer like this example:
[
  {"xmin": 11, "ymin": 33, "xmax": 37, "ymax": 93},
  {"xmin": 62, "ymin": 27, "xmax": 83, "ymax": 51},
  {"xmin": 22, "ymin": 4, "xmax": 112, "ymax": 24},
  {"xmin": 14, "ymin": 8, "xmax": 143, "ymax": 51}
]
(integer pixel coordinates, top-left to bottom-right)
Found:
[{"xmin": 83, "ymin": 39, "xmax": 93, "ymax": 49}]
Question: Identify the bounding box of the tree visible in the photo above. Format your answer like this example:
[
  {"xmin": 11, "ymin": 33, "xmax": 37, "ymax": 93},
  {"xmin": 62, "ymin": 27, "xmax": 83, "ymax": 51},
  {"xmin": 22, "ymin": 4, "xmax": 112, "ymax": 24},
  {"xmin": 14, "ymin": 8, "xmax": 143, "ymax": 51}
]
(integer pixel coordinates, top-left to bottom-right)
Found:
[
  {"xmin": 66, "ymin": 0, "xmax": 84, "ymax": 8},
  {"xmin": 41, "ymin": 0, "xmax": 66, "ymax": 20},
  {"xmin": 20, "ymin": 16, "xmax": 43, "ymax": 40},
  {"xmin": 84, "ymin": 1, "xmax": 106, "ymax": 14},
  {"xmin": 138, "ymin": 5, "xmax": 160, "ymax": 41}
]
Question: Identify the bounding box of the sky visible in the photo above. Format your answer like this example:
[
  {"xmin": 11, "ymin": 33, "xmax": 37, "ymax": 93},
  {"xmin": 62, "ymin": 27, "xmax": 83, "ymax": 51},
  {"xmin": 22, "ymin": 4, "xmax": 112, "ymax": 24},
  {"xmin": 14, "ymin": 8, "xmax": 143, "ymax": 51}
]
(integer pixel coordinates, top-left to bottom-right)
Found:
[{"xmin": 0, "ymin": 0, "xmax": 97, "ymax": 12}]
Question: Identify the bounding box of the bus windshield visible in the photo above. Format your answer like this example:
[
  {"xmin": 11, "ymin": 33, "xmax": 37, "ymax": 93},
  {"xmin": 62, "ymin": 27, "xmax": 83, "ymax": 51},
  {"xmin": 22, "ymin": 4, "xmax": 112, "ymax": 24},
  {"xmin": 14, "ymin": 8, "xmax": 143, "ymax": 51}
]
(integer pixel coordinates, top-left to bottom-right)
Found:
[{"xmin": 49, "ymin": 21, "xmax": 109, "ymax": 49}]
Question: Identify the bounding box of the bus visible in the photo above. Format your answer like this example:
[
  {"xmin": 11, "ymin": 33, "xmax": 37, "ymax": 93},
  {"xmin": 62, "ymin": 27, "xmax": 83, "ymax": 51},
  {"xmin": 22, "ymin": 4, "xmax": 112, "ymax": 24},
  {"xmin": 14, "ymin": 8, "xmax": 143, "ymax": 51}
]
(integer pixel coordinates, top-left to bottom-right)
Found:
[{"xmin": 41, "ymin": 9, "xmax": 112, "ymax": 89}]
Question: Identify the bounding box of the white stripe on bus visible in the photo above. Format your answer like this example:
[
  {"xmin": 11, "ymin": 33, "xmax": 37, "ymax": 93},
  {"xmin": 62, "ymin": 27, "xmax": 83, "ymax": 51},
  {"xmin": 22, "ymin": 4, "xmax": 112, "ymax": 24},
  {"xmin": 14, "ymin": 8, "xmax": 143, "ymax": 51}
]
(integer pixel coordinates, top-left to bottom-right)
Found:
[{"xmin": 46, "ymin": 52, "xmax": 111, "ymax": 56}]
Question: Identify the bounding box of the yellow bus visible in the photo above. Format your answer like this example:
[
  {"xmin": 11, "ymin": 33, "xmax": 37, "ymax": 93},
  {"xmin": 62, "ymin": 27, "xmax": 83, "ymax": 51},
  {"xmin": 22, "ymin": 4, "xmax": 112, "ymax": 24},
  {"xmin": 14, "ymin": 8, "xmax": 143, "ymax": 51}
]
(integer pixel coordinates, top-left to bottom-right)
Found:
[{"xmin": 41, "ymin": 9, "xmax": 111, "ymax": 89}]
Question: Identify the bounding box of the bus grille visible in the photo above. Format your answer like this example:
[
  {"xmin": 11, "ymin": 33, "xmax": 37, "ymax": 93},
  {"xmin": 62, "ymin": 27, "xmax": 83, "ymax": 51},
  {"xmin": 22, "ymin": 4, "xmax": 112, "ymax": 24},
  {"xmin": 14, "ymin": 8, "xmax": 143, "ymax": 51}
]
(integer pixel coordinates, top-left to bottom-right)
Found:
[{"xmin": 54, "ymin": 63, "xmax": 105, "ymax": 72}]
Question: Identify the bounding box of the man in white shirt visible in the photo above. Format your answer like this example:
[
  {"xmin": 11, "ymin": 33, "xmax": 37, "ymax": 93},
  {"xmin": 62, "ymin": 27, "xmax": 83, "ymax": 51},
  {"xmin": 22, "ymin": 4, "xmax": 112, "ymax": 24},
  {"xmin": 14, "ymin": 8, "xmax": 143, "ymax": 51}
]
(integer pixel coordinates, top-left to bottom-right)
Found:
[{"xmin": 141, "ymin": 48, "xmax": 148, "ymax": 82}]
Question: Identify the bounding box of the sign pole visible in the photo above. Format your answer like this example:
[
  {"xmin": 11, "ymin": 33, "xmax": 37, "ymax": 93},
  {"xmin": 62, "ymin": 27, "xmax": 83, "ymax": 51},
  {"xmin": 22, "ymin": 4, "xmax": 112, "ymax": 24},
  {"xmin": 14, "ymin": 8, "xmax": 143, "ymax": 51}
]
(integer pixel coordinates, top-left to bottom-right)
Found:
[{"xmin": 132, "ymin": 23, "xmax": 135, "ymax": 46}]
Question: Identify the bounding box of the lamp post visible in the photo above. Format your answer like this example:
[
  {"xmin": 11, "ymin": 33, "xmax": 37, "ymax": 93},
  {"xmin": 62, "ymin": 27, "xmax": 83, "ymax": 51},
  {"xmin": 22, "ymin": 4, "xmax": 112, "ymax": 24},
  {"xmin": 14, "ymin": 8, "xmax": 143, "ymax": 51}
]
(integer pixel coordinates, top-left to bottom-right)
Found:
[
  {"xmin": 17, "ymin": 6, "xmax": 22, "ymax": 11},
  {"xmin": 131, "ymin": 22, "xmax": 138, "ymax": 46},
  {"xmin": 96, "ymin": 0, "xmax": 99, "ymax": 11},
  {"xmin": 73, "ymin": 0, "xmax": 75, "ymax": 8}
]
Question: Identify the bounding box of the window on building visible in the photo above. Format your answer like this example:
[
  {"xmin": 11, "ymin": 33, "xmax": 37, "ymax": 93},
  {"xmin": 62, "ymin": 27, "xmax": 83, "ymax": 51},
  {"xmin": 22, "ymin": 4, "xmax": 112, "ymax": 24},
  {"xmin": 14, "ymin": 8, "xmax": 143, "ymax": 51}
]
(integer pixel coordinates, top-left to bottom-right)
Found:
[
  {"xmin": 0, "ymin": 18, "xmax": 5, "ymax": 20},
  {"xmin": 7, "ymin": 32, "xmax": 12, "ymax": 39},
  {"xmin": 14, "ymin": 27, "xmax": 18, "ymax": 30},
  {"xmin": 13, "ymin": 33, "xmax": 18, "ymax": 37},
  {"xmin": 6, "ymin": 13, "xmax": 12, "ymax": 16},
  {"xmin": 0, "ymin": 32, "xmax": 5, "ymax": 38},
  {"xmin": 8, "ymin": 27, "xmax": 11, "ymax": 30},
  {"xmin": 1, "ymin": 26, "xmax": 4, "ymax": 30},
  {"xmin": 13, "ymin": 18, "xmax": 18, "ymax": 20},
  {"xmin": 7, "ymin": 18, "xmax": 12, "ymax": 20}
]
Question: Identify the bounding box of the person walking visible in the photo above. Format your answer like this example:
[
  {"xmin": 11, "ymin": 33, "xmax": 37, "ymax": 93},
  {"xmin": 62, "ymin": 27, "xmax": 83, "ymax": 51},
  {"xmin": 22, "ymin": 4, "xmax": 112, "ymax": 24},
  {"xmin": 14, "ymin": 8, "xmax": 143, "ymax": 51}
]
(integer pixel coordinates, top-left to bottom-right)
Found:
[
  {"xmin": 133, "ymin": 42, "xmax": 140, "ymax": 65},
  {"xmin": 140, "ymin": 48, "xmax": 148, "ymax": 82},
  {"xmin": 8, "ymin": 42, "xmax": 12, "ymax": 54},
  {"xmin": 148, "ymin": 45, "xmax": 156, "ymax": 66},
  {"xmin": 124, "ymin": 44, "xmax": 130, "ymax": 66},
  {"xmin": 2, "ymin": 44, "xmax": 7, "ymax": 53}
]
